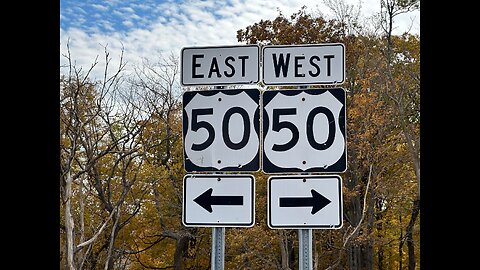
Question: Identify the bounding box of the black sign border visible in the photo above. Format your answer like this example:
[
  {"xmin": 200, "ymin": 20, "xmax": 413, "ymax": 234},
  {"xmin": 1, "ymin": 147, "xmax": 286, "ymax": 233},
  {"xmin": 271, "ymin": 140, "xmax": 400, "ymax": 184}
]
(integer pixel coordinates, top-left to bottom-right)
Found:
[
  {"xmin": 182, "ymin": 88, "xmax": 261, "ymax": 173},
  {"xmin": 182, "ymin": 174, "xmax": 255, "ymax": 227},
  {"xmin": 262, "ymin": 43, "xmax": 345, "ymax": 86},
  {"xmin": 267, "ymin": 175, "xmax": 343, "ymax": 229},
  {"xmin": 262, "ymin": 88, "xmax": 347, "ymax": 174},
  {"xmin": 181, "ymin": 45, "xmax": 260, "ymax": 86}
]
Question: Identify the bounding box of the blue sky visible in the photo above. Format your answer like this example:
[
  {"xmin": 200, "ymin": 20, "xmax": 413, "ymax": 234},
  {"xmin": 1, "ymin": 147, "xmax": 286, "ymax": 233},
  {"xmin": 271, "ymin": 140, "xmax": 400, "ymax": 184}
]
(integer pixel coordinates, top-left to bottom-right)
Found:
[{"xmin": 60, "ymin": 0, "xmax": 419, "ymax": 81}]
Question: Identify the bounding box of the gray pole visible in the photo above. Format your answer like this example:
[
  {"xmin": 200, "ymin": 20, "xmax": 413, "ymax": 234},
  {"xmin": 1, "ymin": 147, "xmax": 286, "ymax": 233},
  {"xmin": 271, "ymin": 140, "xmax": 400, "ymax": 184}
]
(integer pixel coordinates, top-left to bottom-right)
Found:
[
  {"xmin": 299, "ymin": 229, "xmax": 313, "ymax": 270},
  {"xmin": 298, "ymin": 85, "xmax": 313, "ymax": 270},
  {"xmin": 211, "ymin": 227, "xmax": 225, "ymax": 270},
  {"xmin": 211, "ymin": 85, "xmax": 225, "ymax": 270}
]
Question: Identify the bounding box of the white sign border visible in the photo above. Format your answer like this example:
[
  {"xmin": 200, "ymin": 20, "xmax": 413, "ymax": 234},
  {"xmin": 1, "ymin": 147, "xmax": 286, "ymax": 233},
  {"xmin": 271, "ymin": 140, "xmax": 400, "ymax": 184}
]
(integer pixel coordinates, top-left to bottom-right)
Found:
[
  {"xmin": 262, "ymin": 43, "xmax": 346, "ymax": 86},
  {"xmin": 267, "ymin": 174, "xmax": 343, "ymax": 229},
  {"xmin": 181, "ymin": 44, "xmax": 260, "ymax": 86},
  {"xmin": 261, "ymin": 87, "xmax": 347, "ymax": 174},
  {"xmin": 182, "ymin": 88, "xmax": 262, "ymax": 173},
  {"xmin": 182, "ymin": 174, "xmax": 256, "ymax": 227}
]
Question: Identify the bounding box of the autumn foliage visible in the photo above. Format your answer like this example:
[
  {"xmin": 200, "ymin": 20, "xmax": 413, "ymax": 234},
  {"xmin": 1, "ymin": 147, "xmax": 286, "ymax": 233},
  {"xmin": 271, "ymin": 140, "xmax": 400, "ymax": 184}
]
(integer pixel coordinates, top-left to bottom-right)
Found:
[{"xmin": 60, "ymin": 3, "xmax": 419, "ymax": 269}]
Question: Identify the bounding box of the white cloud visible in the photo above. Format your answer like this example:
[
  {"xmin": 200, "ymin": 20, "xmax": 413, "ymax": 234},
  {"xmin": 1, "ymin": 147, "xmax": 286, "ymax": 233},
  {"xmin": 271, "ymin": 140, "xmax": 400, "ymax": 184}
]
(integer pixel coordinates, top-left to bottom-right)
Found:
[
  {"xmin": 92, "ymin": 4, "xmax": 109, "ymax": 12},
  {"xmin": 120, "ymin": 7, "xmax": 135, "ymax": 13},
  {"xmin": 184, "ymin": 6, "xmax": 216, "ymax": 24},
  {"xmin": 60, "ymin": 0, "xmax": 419, "ymax": 80},
  {"xmin": 73, "ymin": 6, "xmax": 87, "ymax": 15},
  {"xmin": 122, "ymin": 20, "xmax": 134, "ymax": 28},
  {"xmin": 112, "ymin": 10, "xmax": 123, "ymax": 17}
]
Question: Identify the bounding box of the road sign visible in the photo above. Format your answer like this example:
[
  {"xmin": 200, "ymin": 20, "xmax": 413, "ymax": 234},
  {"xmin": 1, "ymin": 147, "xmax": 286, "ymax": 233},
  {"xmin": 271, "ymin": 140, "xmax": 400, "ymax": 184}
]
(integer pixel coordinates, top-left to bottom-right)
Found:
[
  {"xmin": 181, "ymin": 45, "xmax": 260, "ymax": 86},
  {"xmin": 183, "ymin": 174, "xmax": 255, "ymax": 227},
  {"xmin": 262, "ymin": 88, "xmax": 346, "ymax": 173},
  {"xmin": 262, "ymin": 44, "xmax": 345, "ymax": 85},
  {"xmin": 183, "ymin": 89, "xmax": 260, "ymax": 172},
  {"xmin": 268, "ymin": 175, "xmax": 343, "ymax": 229}
]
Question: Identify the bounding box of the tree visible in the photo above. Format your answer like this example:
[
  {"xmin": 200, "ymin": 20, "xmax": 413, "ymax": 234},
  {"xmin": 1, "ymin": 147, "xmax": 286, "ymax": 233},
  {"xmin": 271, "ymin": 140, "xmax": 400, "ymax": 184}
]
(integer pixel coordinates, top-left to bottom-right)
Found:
[
  {"xmin": 378, "ymin": 1, "xmax": 420, "ymax": 269},
  {"xmin": 60, "ymin": 43, "xmax": 152, "ymax": 269},
  {"xmin": 127, "ymin": 54, "xmax": 198, "ymax": 270},
  {"xmin": 60, "ymin": 2, "xmax": 420, "ymax": 268},
  {"xmin": 60, "ymin": 42, "xmax": 126, "ymax": 269},
  {"xmin": 237, "ymin": 3, "xmax": 420, "ymax": 269}
]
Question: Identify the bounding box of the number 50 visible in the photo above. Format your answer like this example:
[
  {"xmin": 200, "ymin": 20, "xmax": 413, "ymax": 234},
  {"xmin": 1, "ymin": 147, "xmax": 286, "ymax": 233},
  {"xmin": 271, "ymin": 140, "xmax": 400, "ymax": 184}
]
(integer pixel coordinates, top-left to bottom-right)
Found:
[
  {"xmin": 190, "ymin": 107, "xmax": 251, "ymax": 151},
  {"xmin": 271, "ymin": 107, "xmax": 336, "ymax": 151}
]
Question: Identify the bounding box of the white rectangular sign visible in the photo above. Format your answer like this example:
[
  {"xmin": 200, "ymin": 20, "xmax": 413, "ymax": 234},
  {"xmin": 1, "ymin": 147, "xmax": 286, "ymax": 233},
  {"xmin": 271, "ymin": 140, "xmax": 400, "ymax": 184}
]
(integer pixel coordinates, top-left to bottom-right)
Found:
[
  {"xmin": 183, "ymin": 174, "xmax": 255, "ymax": 227},
  {"xmin": 268, "ymin": 175, "xmax": 343, "ymax": 229},
  {"xmin": 182, "ymin": 88, "xmax": 260, "ymax": 172},
  {"xmin": 262, "ymin": 44, "xmax": 345, "ymax": 85},
  {"xmin": 262, "ymin": 88, "xmax": 346, "ymax": 173},
  {"xmin": 181, "ymin": 45, "xmax": 260, "ymax": 86}
]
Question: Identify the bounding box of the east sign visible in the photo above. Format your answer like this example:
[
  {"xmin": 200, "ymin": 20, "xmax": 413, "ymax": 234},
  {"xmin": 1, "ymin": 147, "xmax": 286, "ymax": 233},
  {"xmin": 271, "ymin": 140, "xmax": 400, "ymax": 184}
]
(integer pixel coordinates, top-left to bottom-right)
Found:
[{"xmin": 181, "ymin": 45, "xmax": 260, "ymax": 86}]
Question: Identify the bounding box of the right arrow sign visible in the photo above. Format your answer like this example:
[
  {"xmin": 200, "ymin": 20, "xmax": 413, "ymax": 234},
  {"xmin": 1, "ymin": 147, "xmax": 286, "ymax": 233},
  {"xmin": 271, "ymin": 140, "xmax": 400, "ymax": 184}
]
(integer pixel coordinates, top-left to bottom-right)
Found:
[
  {"xmin": 279, "ymin": 189, "xmax": 331, "ymax": 215},
  {"xmin": 268, "ymin": 175, "xmax": 343, "ymax": 229}
]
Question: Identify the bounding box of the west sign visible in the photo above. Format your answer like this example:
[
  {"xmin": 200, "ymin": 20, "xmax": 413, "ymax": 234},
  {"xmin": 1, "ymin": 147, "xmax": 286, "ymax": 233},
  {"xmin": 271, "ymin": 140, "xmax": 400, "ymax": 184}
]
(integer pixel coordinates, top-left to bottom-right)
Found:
[{"xmin": 262, "ymin": 44, "xmax": 345, "ymax": 85}]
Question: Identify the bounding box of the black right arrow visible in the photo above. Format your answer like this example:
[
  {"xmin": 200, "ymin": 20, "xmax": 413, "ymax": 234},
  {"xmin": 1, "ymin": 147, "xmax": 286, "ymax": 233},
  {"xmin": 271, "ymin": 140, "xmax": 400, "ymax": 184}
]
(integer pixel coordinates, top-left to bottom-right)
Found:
[
  {"xmin": 194, "ymin": 188, "xmax": 243, "ymax": 213},
  {"xmin": 279, "ymin": 189, "xmax": 331, "ymax": 215}
]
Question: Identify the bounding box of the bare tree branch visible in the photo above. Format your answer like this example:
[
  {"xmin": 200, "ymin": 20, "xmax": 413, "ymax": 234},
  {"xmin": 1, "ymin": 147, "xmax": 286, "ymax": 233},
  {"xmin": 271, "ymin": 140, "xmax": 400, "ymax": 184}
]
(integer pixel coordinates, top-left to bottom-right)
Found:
[
  {"xmin": 75, "ymin": 207, "xmax": 116, "ymax": 252},
  {"xmin": 326, "ymin": 164, "xmax": 373, "ymax": 270}
]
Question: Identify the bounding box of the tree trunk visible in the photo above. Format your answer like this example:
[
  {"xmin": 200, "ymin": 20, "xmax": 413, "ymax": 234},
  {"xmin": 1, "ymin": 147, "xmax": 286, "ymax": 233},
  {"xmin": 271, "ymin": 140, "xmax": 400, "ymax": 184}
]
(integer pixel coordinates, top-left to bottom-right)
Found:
[
  {"xmin": 279, "ymin": 231, "xmax": 289, "ymax": 269},
  {"xmin": 364, "ymin": 183, "xmax": 375, "ymax": 270},
  {"xmin": 313, "ymin": 232, "xmax": 318, "ymax": 270},
  {"xmin": 64, "ymin": 172, "xmax": 76, "ymax": 270},
  {"xmin": 348, "ymin": 245, "xmax": 360, "ymax": 270},
  {"xmin": 376, "ymin": 198, "xmax": 385, "ymax": 270},
  {"xmin": 288, "ymin": 237, "xmax": 295, "ymax": 270},
  {"xmin": 347, "ymin": 194, "xmax": 362, "ymax": 270},
  {"xmin": 78, "ymin": 176, "xmax": 86, "ymax": 269},
  {"xmin": 406, "ymin": 198, "xmax": 420, "ymax": 270},
  {"xmin": 279, "ymin": 230, "xmax": 294, "ymax": 269},
  {"xmin": 104, "ymin": 207, "xmax": 121, "ymax": 270},
  {"xmin": 173, "ymin": 235, "xmax": 189, "ymax": 270},
  {"xmin": 378, "ymin": 247, "xmax": 384, "ymax": 270},
  {"xmin": 398, "ymin": 214, "xmax": 403, "ymax": 270}
]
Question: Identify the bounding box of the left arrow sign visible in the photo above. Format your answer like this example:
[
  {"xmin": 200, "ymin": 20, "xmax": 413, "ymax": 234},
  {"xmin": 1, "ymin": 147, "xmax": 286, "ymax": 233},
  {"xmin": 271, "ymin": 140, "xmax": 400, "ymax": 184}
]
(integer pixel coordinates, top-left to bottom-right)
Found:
[{"xmin": 194, "ymin": 188, "xmax": 244, "ymax": 213}]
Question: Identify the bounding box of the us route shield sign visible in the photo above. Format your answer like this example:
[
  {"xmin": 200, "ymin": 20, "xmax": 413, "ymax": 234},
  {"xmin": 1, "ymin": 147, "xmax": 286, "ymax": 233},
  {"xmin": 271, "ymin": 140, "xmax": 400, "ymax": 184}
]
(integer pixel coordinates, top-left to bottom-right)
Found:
[
  {"xmin": 182, "ymin": 88, "xmax": 260, "ymax": 172},
  {"xmin": 262, "ymin": 88, "xmax": 347, "ymax": 173}
]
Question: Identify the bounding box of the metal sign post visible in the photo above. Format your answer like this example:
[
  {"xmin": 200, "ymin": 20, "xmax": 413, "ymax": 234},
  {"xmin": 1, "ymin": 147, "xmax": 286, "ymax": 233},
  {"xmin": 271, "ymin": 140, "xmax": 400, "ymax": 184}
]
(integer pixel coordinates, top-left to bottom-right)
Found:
[
  {"xmin": 180, "ymin": 43, "xmax": 346, "ymax": 270},
  {"xmin": 212, "ymin": 227, "xmax": 225, "ymax": 270},
  {"xmin": 297, "ymin": 85, "xmax": 312, "ymax": 270},
  {"xmin": 212, "ymin": 85, "xmax": 225, "ymax": 270},
  {"xmin": 299, "ymin": 228, "xmax": 313, "ymax": 270}
]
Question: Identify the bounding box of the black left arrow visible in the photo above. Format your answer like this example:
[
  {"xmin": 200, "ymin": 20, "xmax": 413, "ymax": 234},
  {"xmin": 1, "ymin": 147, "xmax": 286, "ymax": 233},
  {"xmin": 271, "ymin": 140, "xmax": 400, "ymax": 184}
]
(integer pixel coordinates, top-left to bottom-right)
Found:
[
  {"xmin": 194, "ymin": 188, "xmax": 243, "ymax": 213},
  {"xmin": 279, "ymin": 189, "xmax": 331, "ymax": 215}
]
